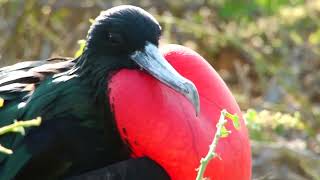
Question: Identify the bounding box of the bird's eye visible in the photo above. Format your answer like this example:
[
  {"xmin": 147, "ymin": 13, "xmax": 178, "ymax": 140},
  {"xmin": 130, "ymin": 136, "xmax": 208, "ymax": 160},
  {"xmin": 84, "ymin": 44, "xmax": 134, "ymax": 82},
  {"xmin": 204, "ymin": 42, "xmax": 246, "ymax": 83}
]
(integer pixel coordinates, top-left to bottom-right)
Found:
[{"xmin": 107, "ymin": 33, "xmax": 123, "ymax": 45}]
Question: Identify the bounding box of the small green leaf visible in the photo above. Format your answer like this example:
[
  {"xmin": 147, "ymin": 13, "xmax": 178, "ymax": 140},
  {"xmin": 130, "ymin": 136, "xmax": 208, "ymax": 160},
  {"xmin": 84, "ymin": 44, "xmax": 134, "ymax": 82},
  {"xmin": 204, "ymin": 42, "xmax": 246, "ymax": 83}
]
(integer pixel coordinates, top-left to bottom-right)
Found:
[
  {"xmin": 221, "ymin": 126, "xmax": 231, "ymax": 138},
  {"xmin": 226, "ymin": 113, "xmax": 240, "ymax": 130},
  {"xmin": 232, "ymin": 115, "xmax": 240, "ymax": 130}
]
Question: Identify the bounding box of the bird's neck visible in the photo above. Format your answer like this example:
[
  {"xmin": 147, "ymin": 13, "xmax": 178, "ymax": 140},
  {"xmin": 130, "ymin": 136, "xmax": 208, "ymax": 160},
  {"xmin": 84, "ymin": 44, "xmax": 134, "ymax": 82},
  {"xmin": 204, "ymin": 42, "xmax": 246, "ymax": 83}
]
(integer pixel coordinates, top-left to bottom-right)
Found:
[
  {"xmin": 70, "ymin": 50, "xmax": 130, "ymax": 102},
  {"xmin": 66, "ymin": 50, "xmax": 132, "ymax": 164}
]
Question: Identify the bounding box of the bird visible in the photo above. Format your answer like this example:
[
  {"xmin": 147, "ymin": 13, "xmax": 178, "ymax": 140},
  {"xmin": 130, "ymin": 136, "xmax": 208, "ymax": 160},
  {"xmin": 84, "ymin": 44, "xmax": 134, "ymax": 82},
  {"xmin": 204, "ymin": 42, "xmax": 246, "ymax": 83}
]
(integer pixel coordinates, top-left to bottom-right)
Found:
[
  {"xmin": 0, "ymin": 5, "xmax": 252, "ymax": 180},
  {"xmin": 0, "ymin": 5, "xmax": 199, "ymax": 180},
  {"xmin": 54, "ymin": 44, "xmax": 253, "ymax": 180},
  {"xmin": 68, "ymin": 44, "xmax": 252, "ymax": 180}
]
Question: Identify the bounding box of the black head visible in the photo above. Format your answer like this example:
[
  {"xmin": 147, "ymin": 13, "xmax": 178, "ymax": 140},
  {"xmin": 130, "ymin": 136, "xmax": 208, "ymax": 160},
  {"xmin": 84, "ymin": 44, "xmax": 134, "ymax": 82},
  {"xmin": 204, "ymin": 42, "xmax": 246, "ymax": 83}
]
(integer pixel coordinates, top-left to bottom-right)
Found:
[
  {"xmin": 83, "ymin": 5, "xmax": 200, "ymax": 116},
  {"xmin": 86, "ymin": 5, "xmax": 161, "ymax": 56}
]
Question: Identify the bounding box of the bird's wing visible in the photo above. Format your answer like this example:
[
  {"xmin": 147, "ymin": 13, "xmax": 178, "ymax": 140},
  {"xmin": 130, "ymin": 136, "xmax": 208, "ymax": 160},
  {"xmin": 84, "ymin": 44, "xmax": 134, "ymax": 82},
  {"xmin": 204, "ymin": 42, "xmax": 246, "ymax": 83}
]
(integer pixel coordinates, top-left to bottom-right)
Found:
[
  {"xmin": 0, "ymin": 57, "xmax": 75, "ymax": 132},
  {"xmin": 0, "ymin": 57, "xmax": 76, "ymax": 178},
  {"xmin": 0, "ymin": 57, "xmax": 74, "ymax": 101},
  {"xmin": 0, "ymin": 57, "xmax": 122, "ymax": 180},
  {"xmin": 0, "ymin": 57, "xmax": 72, "ymax": 72}
]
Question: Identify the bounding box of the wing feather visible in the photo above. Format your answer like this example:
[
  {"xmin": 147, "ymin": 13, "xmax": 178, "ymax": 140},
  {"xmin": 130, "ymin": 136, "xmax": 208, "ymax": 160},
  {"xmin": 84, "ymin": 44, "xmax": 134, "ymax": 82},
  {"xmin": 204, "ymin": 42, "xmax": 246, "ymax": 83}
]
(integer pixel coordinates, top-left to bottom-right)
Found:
[{"xmin": 0, "ymin": 57, "xmax": 75, "ymax": 102}]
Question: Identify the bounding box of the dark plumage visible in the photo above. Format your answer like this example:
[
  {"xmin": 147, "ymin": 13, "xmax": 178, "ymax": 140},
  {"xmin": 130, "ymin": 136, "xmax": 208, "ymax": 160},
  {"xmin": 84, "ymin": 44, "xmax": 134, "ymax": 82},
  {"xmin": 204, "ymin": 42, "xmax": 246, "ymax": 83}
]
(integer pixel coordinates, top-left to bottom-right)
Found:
[{"xmin": 0, "ymin": 5, "xmax": 170, "ymax": 180}]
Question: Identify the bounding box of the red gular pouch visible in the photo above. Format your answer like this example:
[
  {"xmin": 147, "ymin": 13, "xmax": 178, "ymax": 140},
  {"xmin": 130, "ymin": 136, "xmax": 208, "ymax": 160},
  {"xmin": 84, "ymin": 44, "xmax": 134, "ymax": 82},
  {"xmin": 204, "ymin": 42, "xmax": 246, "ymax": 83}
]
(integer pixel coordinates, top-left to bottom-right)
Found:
[{"xmin": 108, "ymin": 44, "xmax": 251, "ymax": 180}]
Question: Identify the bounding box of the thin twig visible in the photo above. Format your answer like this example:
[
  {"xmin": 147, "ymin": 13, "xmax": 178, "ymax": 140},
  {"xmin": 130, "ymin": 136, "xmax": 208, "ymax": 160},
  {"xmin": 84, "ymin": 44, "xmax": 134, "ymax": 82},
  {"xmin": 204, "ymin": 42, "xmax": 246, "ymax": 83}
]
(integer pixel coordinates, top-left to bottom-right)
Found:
[
  {"xmin": 0, "ymin": 117, "xmax": 42, "ymax": 154},
  {"xmin": 0, "ymin": 145, "xmax": 13, "ymax": 155},
  {"xmin": 0, "ymin": 117, "xmax": 42, "ymax": 136},
  {"xmin": 0, "ymin": 98, "xmax": 4, "ymax": 107},
  {"xmin": 196, "ymin": 109, "xmax": 228, "ymax": 180}
]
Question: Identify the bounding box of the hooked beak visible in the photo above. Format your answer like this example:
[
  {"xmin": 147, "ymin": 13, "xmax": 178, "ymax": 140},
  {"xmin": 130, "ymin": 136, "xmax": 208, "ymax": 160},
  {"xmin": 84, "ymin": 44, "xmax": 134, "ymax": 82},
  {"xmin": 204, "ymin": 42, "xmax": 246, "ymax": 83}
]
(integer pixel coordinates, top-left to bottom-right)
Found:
[{"xmin": 130, "ymin": 42, "xmax": 200, "ymax": 116}]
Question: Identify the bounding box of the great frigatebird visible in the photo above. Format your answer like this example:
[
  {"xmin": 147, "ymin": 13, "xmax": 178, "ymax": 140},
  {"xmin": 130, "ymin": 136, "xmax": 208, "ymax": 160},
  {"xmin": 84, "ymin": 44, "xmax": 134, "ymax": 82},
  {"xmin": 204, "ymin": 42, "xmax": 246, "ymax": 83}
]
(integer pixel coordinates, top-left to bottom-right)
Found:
[
  {"xmin": 0, "ymin": 5, "xmax": 199, "ymax": 180},
  {"xmin": 0, "ymin": 5, "xmax": 251, "ymax": 180},
  {"xmin": 68, "ymin": 44, "xmax": 252, "ymax": 180}
]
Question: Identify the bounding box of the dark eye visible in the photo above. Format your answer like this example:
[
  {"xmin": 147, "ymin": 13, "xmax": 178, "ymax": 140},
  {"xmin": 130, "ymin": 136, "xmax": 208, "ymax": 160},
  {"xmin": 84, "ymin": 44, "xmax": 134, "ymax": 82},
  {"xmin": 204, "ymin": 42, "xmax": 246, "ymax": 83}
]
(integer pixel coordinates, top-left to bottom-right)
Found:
[{"xmin": 107, "ymin": 33, "xmax": 123, "ymax": 45}]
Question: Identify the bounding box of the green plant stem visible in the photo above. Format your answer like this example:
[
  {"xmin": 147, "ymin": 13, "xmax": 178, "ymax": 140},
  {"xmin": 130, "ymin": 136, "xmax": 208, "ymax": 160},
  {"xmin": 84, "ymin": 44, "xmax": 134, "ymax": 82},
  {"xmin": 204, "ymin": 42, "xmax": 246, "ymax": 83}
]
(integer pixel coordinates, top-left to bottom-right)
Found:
[
  {"xmin": 0, "ymin": 117, "xmax": 42, "ymax": 154},
  {"xmin": 0, "ymin": 98, "xmax": 4, "ymax": 107},
  {"xmin": 196, "ymin": 109, "xmax": 228, "ymax": 180},
  {"xmin": 0, "ymin": 145, "xmax": 13, "ymax": 154},
  {"xmin": 0, "ymin": 117, "xmax": 42, "ymax": 136}
]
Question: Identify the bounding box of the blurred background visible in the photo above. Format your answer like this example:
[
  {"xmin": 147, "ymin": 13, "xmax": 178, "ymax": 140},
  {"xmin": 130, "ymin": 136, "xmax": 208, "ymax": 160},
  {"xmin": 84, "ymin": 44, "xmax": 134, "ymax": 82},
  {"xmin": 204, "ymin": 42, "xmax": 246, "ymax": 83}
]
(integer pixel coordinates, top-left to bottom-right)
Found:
[{"xmin": 0, "ymin": 0, "xmax": 319, "ymax": 179}]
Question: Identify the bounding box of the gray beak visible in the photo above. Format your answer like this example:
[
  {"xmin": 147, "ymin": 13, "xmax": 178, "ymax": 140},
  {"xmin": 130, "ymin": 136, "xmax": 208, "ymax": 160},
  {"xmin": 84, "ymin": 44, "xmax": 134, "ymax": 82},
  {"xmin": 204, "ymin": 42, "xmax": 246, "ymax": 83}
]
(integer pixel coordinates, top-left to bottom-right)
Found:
[{"xmin": 130, "ymin": 42, "xmax": 200, "ymax": 116}]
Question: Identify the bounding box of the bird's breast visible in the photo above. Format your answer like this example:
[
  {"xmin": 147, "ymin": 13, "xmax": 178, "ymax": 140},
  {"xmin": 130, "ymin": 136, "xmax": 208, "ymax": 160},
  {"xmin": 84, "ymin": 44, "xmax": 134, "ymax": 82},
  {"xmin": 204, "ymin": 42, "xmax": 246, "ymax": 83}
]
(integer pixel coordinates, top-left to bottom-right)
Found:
[{"xmin": 108, "ymin": 44, "xmax": 251, "ymax": 180}]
